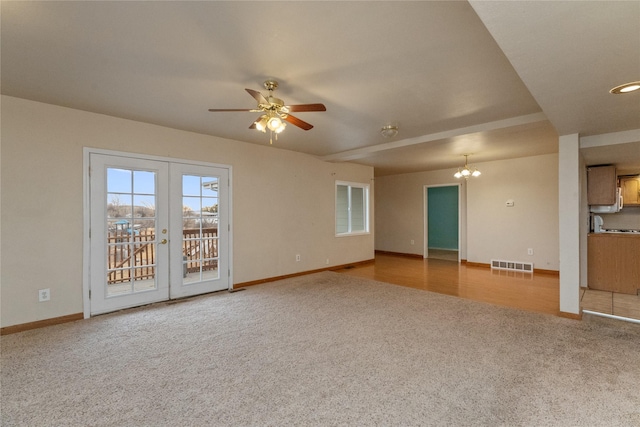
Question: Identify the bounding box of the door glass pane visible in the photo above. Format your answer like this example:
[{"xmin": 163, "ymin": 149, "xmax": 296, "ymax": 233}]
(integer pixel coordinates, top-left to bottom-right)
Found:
[
  {"xmin": 182, "ymin": 175, "xmax": 220, "ymax": 285},
  {"xmin": 107, "ymin": 168, "xmax": 131, "ymax": 193},
  {"xmin": 106, "ymin": 167, "xmax": 158, "ymax": 297},
  {"xmin": 133, "ymin": 170, "xmax": 155, "ymax": 194},
  {"xmin": 184, "ymin": 261, "xmax": 201, "ymax": 285},
  {"xmin": 107, "ymin": 194, "xmax": 132, "ymax": 219},
  {"xmin": 182, "ymin": 175, "xmax": 202, "ymax": 196},
  {"xmin": 133, "ymin": 268, "xmax": 156, "ymax": 292}
]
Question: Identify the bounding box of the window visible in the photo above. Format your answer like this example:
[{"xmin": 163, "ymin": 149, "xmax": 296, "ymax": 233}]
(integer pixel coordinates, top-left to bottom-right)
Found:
[{"xmin": 336, "ymin": 181, "xmax": 369, "ymax": 235}]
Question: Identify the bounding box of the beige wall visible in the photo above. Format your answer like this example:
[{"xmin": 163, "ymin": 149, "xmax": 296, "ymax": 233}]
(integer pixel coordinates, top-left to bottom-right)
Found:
[
  {"xmin": 0, "ymin": 96, "xmax": 374, "ymax": 327},
  {"xmin": 376, "ymin": 153, "xmax": 559, "ymax": 270},
  {"xmin": 375, "ymin": 169, "xmax": 467, "ymax": 259},
  {"xmin": 467, "ymin": 154, "xmax": 559, "ymax": 270}
]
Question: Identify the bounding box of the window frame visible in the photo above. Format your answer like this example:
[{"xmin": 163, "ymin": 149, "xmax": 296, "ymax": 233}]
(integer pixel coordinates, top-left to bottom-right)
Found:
[{"xmin": 335, "ymin": 180, "xmax": 370, "ymax": 237}]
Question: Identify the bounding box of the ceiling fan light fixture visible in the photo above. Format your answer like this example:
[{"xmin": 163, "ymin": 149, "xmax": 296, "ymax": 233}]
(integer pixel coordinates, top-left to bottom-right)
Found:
[
  {"xmin": 209, "ymin": 80, "xmax": 325, "ymax": 143},
  {"xmin": 380, "ymin": 124, "xmax": 399, "ymax": 138},
  {"xmin": 610, "ymin": 81, "xmax": 640, "ymax": 94}
]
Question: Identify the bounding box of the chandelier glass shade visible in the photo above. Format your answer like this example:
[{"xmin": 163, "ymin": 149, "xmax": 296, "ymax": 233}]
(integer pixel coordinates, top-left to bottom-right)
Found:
[
  {"xmin": 255, "ymin": 115, "xmax": 268, "ymax": 132},
  {"xmin": 254, "ymin": 112, "xmax": 287, "ymax": 135},
  {"xmin": 267, "ymin": 115, "xmax": 286, "ymax": 132},
  {"xmin": 454, "ymin": 155, "xmax": 481, "ymax": 179},
  {"xmin": 380, "ymin": 124, "xmax": 399, "ymax": 138}
]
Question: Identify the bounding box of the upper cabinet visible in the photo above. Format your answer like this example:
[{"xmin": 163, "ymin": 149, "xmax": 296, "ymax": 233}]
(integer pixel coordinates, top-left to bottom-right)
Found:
[
  {"xmin": 587, "ymin": 165, "xmax": 617, "ymax": 205},
  {"xmin": 620, "ymin": 175, "xmax": 640, "ymax": 206}
]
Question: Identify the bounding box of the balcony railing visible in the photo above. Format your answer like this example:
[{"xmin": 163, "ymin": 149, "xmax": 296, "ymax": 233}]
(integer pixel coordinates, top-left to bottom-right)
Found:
[{"xmin": 107, "ymin": 227, "xmax": 218, "ymax": 284}]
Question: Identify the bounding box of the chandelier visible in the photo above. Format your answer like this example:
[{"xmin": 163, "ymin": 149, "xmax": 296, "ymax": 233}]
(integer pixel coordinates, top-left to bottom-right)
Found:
[{"xmin": 454, "ymin": 154, "xmax": 481, "ymax": 179}]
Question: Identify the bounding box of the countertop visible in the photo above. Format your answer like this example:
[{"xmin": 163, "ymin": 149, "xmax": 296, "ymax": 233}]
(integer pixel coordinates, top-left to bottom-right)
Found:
[{"xmin": 589, "ymin": 232, "xmax": 640, "ymax": 238}]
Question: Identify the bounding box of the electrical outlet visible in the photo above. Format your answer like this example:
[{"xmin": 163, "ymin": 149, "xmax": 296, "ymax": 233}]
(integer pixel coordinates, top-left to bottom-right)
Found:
[
  {"xmin": 38, "ymin": 288, "xmax": 50, "ymax": 302},
  {"xmin": 296, "ymin": 254, "xmax": 301, "ymax": 262},
  {"xmin": 411, "ymin": 240, "xmax": 415, "ymax": 245},
  {"xmin": 527, "ymin": 248, "xmax": 534, "ymax": 256}
]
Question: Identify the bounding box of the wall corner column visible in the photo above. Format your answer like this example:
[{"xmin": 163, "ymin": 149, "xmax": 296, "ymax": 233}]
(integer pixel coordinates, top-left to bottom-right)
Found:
[{"xmin": 558, "ymin": 133, "xmax": 581, "ymax": 315}]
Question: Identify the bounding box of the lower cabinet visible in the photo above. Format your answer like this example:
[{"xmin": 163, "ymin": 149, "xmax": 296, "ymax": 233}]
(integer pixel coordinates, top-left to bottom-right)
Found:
[{"xmin": 587, "ymin": 234, "xmax": 640, "ymax": 294}]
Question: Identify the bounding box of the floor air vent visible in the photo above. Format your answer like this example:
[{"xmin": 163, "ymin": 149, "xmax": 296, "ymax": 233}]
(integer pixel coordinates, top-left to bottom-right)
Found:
[{"xmin": 491, "ymin": 259, "xmax": 533, "ymax": 273}]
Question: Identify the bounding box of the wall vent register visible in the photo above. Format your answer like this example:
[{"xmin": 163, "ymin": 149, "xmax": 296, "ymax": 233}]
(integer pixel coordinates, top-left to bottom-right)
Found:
[{"xmin": 491, "ymin": 259, "xmax": 533, "ymax": 273}]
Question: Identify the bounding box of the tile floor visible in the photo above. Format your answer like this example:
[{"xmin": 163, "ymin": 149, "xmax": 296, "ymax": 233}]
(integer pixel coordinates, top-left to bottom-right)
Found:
[{"xmin": 580, "ymin": 288, "xmax": 640, "ymax": 321}]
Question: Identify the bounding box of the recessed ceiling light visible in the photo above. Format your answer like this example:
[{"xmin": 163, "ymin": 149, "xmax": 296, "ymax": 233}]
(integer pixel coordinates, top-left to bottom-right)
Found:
[{"xmin": 610, "ymin": 81, "xmax": 640, "ymax": 94}]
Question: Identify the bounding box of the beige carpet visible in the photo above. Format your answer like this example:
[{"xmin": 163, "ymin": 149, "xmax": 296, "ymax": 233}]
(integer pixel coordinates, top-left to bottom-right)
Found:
[{"xmin": 2, "ymin": 272, "xmax": 639, "ymax": 426}]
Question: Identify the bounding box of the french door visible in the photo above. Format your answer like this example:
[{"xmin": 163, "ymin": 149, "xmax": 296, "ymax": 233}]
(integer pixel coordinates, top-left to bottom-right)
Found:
[{"xmin": 89, "ymin": 153, "xmax": 230, "ymax": 315}]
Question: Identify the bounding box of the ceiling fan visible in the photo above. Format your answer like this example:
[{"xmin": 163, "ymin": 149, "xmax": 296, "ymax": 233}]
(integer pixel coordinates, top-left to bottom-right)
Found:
[{"xmin": 208, "ymin": 80, "xmax": 326, "ymax": 144}]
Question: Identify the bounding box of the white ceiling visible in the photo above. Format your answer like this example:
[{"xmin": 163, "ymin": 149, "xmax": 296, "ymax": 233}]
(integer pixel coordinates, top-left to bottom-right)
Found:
[{"xmin": 2, "ymin": 1, "xmax": 639, "ymax": 176}]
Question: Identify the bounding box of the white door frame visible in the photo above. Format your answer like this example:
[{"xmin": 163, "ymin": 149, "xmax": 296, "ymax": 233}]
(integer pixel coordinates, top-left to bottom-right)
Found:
[
  {"xmin": 423, "ymin": 183, "xmax": 462, "ymax": 260},
  {"xmin": 82, "ymin": 147, "xmax": 234, "ymax": 319}
]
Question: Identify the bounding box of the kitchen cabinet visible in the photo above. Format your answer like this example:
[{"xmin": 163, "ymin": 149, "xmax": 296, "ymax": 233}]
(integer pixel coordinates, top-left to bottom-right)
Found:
[
  {"xmin": 588, "ymin": 233, "xmax": 640, "ymax": 294},
  {"xmin": 587, "ymin": 165, "xmax": 617, "ymax": 205},
  {"xmin": 620, "ymin": 175, "xmax": 640, "ymax": 206}
]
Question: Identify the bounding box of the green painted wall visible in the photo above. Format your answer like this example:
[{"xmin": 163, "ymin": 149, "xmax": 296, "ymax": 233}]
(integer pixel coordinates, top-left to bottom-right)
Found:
[{"xmin": 428, "ymin": 186, "xmax": 458, "ymax": 250}]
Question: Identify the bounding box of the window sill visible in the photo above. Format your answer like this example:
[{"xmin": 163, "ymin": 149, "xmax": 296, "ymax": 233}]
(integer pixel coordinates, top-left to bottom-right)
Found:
[{"xmin": 336, "ymin": 231, "xmax": 370, "ymax": 238}]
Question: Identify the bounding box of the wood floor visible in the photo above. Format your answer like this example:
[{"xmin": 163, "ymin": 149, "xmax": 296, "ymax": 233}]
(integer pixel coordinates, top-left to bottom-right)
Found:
[
  {"xmin": 337, "ymin": 253, "xmax": 561, "ymax": 316},
  {"xmin": 337, "ymin": 253, "xmax": 640, "ymax": 321},
  {"xmin": 426, "ymin": 249, "xmax": 459, "ymax": 262}
]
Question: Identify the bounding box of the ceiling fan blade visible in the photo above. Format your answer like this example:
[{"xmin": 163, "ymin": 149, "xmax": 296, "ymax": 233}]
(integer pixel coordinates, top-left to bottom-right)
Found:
[
  {"xmin": 287, "ymin": 103, "xmax": 326, "ymax": 112},
  {"xmin": 208, "ymin": 108, "xmax": 257, "ymax": 112},
  {"xmin": 245, "ymin": 88, "xmax": 268, "ymax": 105},
  {"xmin": 284, "ymin": 114, "xmax": 314, "ymax": 130}
]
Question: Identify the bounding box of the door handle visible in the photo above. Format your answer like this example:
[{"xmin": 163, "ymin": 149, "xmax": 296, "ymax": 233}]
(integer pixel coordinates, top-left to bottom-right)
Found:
[{"xmin": 160, "ymin": 239, "xmax": 168, "ymax": 245}]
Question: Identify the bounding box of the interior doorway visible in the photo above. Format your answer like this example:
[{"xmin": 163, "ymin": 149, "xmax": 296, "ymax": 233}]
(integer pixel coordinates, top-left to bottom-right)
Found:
[{"xmin": 424, "ymin": 184, "xmax": 460, "ymax": 261}]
